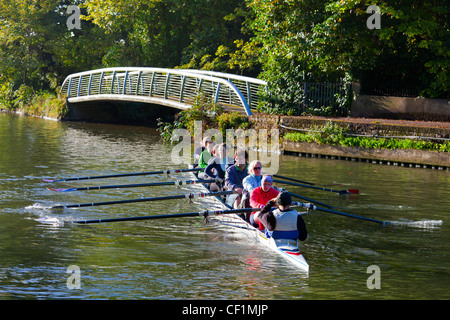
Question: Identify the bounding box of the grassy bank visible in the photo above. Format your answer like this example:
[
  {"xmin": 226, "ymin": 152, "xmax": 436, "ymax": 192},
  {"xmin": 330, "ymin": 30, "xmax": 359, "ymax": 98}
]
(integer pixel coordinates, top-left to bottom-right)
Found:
[
  {"xmin": 0, "ymin": 87, "xmax": 68, "ymax": 120},
  {"xmin": 283, "ymin": 121, "xmax": 450, "ymax": 153}
]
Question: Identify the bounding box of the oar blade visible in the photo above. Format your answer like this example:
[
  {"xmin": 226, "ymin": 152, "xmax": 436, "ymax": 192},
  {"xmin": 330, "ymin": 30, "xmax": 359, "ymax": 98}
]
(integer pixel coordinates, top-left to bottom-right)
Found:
[
  {"xmin": 47, "ymin": 187, "xmax": 76, "ymax": 192},
  {"xmin": 338, "ymin": 189, "xmax": 360, "ymax": 195},
  {"xmin": 42, "ymin": 178, "xmax": 64, "ymax": 183}
]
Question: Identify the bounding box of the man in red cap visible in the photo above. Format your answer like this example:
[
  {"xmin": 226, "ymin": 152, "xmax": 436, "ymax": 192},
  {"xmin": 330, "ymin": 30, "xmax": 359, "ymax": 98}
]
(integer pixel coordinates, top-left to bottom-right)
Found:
[{"xmin": 249, "ymin": 175, "xmax": 279, "ymax": 229}]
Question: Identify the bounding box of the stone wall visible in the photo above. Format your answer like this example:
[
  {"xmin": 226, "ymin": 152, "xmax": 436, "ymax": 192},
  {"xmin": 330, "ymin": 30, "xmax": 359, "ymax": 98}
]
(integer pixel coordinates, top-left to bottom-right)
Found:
[
  {"xmin": 284, "ymin": 141, "xmax": 449, "ymax": 168},
  {"xmin": 250, "ymin": 114, "xmax": 450, "ymax": 138},
  {"xmin": 351, "ymin": 95, "xmax": 450, "ymax": 122},
  {"xmin": 249, "ymin": 114, "xmax": 449, "ymax": 168}
]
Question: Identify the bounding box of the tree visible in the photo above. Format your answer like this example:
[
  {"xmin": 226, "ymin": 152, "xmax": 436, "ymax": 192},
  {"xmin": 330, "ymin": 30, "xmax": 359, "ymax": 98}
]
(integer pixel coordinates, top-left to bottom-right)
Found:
[
  {"xmin": 0, "ymin": 0, "xmax": 113, "ymax": 108},
  {"xmin": 82, "ymin": 0, "xmax": 257, "ymax": 74},
  {"xmin": 248, "ymin": 0, "xmax": 449, "ymax": 115},
  {"xmin": 311, "ymin": 0, "xmax": 449, "ymax": 98}
]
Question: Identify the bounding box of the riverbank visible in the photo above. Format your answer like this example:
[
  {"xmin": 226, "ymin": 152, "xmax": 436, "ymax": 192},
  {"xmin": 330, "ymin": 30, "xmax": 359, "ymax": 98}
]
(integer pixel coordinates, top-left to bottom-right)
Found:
[
  {"xmin": 250, "ymin": 113, "xmax": 449, "ymax": 169},
  {"xmin": 0, "ymin": 92, "xmax": 67, "ymax": 120}
]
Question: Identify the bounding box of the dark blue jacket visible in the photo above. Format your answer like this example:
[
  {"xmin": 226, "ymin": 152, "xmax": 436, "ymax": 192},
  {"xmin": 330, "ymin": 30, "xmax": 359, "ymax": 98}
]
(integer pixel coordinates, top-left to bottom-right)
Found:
[
  {"xmin": 225, "ymin": 164, "xmax": 248, "ymax": 191},
  {"xmin": 205, "ymin": 158, "xmax": 233, "ymax": 180}
]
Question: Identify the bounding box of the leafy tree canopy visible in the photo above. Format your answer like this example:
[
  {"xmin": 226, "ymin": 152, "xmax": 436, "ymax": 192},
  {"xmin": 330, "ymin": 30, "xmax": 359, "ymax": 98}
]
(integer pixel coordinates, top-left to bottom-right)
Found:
[{"xmin": 0, "ymin": 0, "xmax": 447, "ymax": 114}]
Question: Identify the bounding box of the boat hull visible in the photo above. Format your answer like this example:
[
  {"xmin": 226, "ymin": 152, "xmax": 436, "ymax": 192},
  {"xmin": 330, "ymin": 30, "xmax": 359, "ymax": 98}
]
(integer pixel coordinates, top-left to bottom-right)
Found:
[{"xmin": 191, "ymin": 173, "xmax": 309, "ymax": 273}]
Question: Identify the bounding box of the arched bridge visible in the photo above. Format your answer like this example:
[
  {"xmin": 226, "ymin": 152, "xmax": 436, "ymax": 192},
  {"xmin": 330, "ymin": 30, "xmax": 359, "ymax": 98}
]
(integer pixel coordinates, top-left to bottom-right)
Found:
[{"xmin": 60, "ymin": 67, "xmax": 267, "ymax": 116}]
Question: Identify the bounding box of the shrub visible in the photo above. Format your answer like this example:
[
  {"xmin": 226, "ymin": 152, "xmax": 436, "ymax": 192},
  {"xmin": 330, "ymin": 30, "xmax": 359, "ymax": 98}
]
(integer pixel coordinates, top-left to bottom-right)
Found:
[{"xmin": 157, "ymin": 92, "xmax": 252, "ymax": 144}]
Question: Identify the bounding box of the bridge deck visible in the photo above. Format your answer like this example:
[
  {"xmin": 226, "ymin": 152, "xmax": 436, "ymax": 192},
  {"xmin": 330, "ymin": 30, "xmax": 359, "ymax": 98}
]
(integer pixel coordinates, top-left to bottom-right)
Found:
[{"xmin": 60, "ymin": 68, "xmax": 267, "ymax": 116}]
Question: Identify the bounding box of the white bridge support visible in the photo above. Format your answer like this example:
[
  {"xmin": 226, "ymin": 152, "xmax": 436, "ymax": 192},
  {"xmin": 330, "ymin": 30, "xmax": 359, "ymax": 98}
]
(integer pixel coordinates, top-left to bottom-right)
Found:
[{"xmin": 60, "ymin": 68, "xmax": 267, "ymax": 116}]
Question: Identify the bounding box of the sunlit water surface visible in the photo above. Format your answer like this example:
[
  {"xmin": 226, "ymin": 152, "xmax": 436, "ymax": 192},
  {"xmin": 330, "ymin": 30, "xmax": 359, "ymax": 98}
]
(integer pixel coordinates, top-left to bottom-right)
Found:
[{"xmin": 0, "ymin": 113, "xmax": 448, "ymax": 300}]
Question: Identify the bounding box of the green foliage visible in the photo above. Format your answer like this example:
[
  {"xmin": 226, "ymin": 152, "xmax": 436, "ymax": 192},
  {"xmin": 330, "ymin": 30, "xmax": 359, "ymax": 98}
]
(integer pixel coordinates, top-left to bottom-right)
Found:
[
  {"xmin": 0, "ymin": 1, "xmax": 113, "ymax": 111},
  {"xmin": 176, "ymin": 93, "xmax": 220, "ymax": 134},
  {"xmin": 284, "ymin": 122, "xmax": 450, "ymax": 152},
  {"xmin": 157, "ymin": 92, "xmax": 252, "ymax": 144},
  {"xmin": 249, "ymin": 0, "xmax": 449, "ymax": 114},
  {"xmin": 82, "ymin": 0, "xmax": 256, "ymax": 74},
  {"xmin": 27, "ymin": 91, "xmax": 68, "ymax": 119},
  {"xmin": 0, "ymin": 0, "xmax": 447, "ymax": 119},
  {"xmin": 216, "ymin": 111, "xmax": 252, "ymax": 136},
  {"xmin": 0, "ymin": 82, "xmax": 16, "ymax": 110}
]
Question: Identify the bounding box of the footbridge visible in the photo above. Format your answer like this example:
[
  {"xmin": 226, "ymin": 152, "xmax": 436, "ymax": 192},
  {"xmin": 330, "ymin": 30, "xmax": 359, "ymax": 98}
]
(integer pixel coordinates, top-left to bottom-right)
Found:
[{"xmin": 60, "ymin": 67, "xmax": 267, "ymax": 116}]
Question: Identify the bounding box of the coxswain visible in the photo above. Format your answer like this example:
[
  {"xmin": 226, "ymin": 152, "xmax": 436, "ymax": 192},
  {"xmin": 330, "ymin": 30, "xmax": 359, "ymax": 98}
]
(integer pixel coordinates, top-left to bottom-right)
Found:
[{"xmin": 254, "ymin": 191, "xmax": 307, "ymax": 245}]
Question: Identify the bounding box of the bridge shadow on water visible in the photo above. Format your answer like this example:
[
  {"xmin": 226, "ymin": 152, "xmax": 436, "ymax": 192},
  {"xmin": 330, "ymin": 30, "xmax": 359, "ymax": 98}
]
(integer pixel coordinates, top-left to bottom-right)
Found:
[{"xmin": 62, "ymin": 101, "xmax": 178, "ymax": 127}]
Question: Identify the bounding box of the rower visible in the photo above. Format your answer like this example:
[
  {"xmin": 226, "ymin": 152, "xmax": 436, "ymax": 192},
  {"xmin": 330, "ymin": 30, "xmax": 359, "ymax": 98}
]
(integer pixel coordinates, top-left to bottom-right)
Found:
[
  {"xmin": 224, "ymin": 148, "xmax": 249, "ymax": 208},
  {"xmin": 198, "ymin": 140, "xmax": 216, "ymax": 179},
  {"xmin": 204, "ymin": 143, "xmax": 233, "ymax": 191},
  {"xmin": 241, "ymin": 160, "xmax": 262, "ymax": 206},
  {"xmin": 193, "ymin": 136, "xmax": 212, "ymax": 168},
  {"xmin": 238, "ymin": 160, "xmax": 263, "ymax": 220},
  {"xmin": 254, "ymin": 191, "xmax": 307, "ymax": 245},
  {"xmin": 249, "ymin": 175, "xmax": 279, "ymax": 229}
]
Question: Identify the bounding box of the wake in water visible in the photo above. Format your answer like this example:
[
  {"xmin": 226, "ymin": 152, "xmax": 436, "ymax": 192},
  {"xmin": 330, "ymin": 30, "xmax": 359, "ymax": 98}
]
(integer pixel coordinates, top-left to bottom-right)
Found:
[
  {"xmin": 25, "ymin": 203, "xmax": 67, "ymax": 226},
  {"xmin": 35, "ymin": 216, "xmax": 65, "ymax": 226},
  {"xmin": 25, "ymin": 203, "xmax": 52, "ymax": 211},
  {"xmin": 389, "ymin": 219, "xmax": 443, "ymax": 229}
]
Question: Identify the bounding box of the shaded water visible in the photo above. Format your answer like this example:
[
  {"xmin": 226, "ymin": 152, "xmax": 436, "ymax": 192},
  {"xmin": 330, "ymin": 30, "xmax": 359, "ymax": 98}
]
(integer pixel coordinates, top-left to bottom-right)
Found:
[{"xmin": 0, "ymin": 113, "xmax": 448, "ymax": 300}]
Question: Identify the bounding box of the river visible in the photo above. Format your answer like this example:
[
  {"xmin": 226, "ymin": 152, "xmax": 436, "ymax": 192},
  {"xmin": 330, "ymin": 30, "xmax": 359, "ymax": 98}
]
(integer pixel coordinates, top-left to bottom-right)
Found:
[{"xmin": 0, "ymin": 112, "xmax": 448, "ymax": 301}]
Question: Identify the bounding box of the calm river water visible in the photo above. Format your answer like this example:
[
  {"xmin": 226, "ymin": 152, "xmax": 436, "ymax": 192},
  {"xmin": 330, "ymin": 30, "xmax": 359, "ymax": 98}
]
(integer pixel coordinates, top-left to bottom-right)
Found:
[{"xmin": 0, "ymin": 112, "xmax": 448, "ymax": 301}]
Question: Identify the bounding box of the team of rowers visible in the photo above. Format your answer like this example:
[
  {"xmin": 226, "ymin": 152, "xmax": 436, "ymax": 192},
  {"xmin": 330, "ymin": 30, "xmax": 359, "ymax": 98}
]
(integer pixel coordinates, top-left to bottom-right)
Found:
[{"xmin": 193, "ymin": 137, "xmax": 307, "ymax": 245}]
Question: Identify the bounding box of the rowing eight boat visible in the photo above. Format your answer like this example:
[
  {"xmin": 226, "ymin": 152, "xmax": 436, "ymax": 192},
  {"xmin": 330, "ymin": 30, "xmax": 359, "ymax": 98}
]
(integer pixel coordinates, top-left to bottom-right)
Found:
[{"xmin": 190, "ymin": 171, "xmax": 309, "ymax": 273}]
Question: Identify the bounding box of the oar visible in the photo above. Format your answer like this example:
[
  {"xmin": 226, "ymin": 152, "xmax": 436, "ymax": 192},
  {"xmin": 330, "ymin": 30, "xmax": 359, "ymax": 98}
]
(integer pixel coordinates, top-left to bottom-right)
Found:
[
  {"xmin": 42, "ymin": 167, "xmax": 202, "ymax": 183},
  {"xmin": 51, "ymin": 190, "xmax": 233, "ymax": 209},
  {"xmin": 273, "ymin": 174, "xmax": 315, "ymax": 185},
  {"xmin": 294, "ymin": 202, "xmax": 389, "ymax": 225},
  {"xmin": 273, "ymin": 179, "xmax": 359, "ymax": 195},
  {"xmin": 73, "ymin": 208, "xmax": 259, "ymax": 224},
  {"xmin": 290, "ymin": 192, "xmax": 334, "ymax": 209},
  {"xmin": 48, "ymin": 179, "xmax": 212, "ymax": 192},
  {"xmin": 273, "ymin": 174, "xmax": 344, "ymax": 187}
]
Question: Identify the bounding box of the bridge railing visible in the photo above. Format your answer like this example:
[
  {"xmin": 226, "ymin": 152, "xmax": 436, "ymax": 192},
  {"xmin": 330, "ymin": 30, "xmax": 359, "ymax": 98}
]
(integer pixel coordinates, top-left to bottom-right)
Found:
[{"xmin": 60, "ymin": 67, "xmax": 267, "ymax": 116}]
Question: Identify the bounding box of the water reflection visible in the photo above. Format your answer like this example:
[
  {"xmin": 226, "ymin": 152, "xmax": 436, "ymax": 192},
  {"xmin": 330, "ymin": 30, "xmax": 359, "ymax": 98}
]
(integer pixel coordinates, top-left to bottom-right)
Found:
[{"xmin": 0, "ymin": 113, "xmax": 449, "ymax": 299}]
